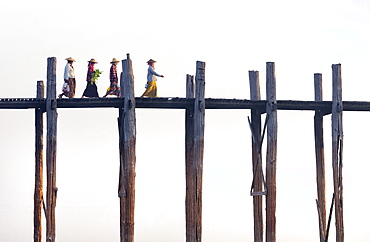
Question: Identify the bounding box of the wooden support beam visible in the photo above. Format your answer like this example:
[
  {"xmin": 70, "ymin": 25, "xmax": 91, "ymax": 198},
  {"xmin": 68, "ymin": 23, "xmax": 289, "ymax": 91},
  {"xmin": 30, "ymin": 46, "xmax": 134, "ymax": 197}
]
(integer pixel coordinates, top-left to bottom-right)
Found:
[
  {"xmin": 4, "ymin": 97, "xmax": 370, "ymax": 112},
  {"xmin": 265, "ymin": 62, "xmax": 277, "ymax": 242},
  {"xmin": 249, "ymin": 70, "xmax": 263, "ymax": 242},
  {"xmin": 34, "ymin": 81, "xmax": 44, "ymax": 242},
  {"xmin": 45, "ymin": 57, "xmax": 58, "ymax": 242},
  {"xmin": 314, "ymin": 73, "xmax": 327, "ymax": 242},
  {"xmin": 185, "ymin": 74, "xmax": 196, "ymax": 241},
  {"xmin": 331, "ymin": 64, "xmax": 344, "ymax": 242},
  {"xmin": 118, "ymin": 56, "xmax": 137, "ymax": 242},
  {"xmin": 187, "ymin": 61, "xmax": 206, "ymax": 242}
]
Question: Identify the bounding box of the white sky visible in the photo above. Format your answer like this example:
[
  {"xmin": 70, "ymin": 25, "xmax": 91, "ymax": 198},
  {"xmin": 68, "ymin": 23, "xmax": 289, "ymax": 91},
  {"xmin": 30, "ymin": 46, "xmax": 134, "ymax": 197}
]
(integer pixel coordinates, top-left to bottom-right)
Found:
[{"xmin": 1, "ymin": 0, "xmax": 370, "ymax": 241}]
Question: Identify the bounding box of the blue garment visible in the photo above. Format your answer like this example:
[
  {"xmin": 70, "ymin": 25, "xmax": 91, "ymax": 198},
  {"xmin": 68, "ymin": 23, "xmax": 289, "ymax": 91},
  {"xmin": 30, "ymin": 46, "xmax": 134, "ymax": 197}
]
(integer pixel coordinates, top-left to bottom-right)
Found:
[{"xmin": 147, "ymin": 65, "xmax": 162, "ymax": 82}]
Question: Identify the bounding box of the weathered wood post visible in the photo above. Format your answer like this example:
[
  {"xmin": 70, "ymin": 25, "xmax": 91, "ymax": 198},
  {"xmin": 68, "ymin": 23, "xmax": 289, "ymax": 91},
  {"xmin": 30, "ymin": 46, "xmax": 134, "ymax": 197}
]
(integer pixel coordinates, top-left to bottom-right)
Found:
[
  {"xmin": 34, "ymin": 81, "xmax": 44, "ymax": 242},
  {"xmin": 331, "ymin": 64, "xmax": 344, "ymax": 242},
  {"xmin": 45, "ymin": 57, "xmax": 58, "ymax": 242},
  {"xmin": 185, "ymin": 74, "xmax": 196, "ymax": 241},
  {"xmin": 265, "ymin": 62, "xmax": 277, "ymax": 242},
  {"xmin": 118, "ymin": 54, "xmax": 136, "ymax": 242},
  {"xmin": 314, "ymin": 73, "xmax": 327, "ymax": 242},
  {"xmin": 186, "ymin": 61, "xmax": 205, "ymax": 242},
  {"xmin": 249, "ymin": 70, "xmax": 263, "ymax": 242}
]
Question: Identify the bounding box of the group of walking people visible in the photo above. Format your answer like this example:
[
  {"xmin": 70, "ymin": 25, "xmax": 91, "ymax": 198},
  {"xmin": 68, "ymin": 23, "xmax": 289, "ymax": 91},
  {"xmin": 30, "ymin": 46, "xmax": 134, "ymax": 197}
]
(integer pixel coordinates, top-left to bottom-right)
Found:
[
  {"xmin": 59, "ymin": 57, "xmax": 121, "ymax": 98},
  {"xmin": 59, "ymin": 57, "xmax": 164, "ymax": 98}
]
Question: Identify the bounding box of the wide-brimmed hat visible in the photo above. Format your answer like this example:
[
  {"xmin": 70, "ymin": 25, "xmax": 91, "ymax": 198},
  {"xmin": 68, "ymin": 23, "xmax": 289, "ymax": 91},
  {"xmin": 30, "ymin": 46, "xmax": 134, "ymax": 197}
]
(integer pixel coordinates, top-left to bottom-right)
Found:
[
  {"xmin": 88, "ymin": 58, "xmax": 98, "ymax": 63},
  {"xmin": 147, "ymin": 59, "xmax": 156, "ymax": 63},
  {"xmin": 65, "ymin": 57, "xmax": 76, "ymax": 62},
  {"xmin": 110, "ymin": 58, "xmax": 120, "ymax": 64}
]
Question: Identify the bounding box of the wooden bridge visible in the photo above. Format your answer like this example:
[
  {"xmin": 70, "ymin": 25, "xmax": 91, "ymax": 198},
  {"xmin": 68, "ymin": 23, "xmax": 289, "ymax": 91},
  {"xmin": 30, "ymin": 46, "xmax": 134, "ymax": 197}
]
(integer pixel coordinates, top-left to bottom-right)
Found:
[
  {"xmin": 2, "ymin": 96, "xmax": 370, "ymax": 111},
  {"xmin": 1, "ymin": 56, "xmax": 359, "ymax": 242}
]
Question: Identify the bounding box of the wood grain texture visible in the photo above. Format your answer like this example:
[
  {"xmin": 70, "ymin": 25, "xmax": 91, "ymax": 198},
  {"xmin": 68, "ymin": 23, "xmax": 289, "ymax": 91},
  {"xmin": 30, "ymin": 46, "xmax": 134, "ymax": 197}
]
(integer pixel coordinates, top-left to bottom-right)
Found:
[
  {"xmin": 118, "ymin": 58, "xmax": 137, "ymax": 242},
  {"xmin": 46, "ymin": 57, "xmax": 58, "ymax": 242}
]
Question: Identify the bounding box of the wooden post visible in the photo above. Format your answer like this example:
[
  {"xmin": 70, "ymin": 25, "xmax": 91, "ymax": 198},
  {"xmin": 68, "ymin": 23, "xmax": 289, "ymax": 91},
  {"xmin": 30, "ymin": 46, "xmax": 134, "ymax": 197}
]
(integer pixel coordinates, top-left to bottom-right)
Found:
[
  {"xmin": 187, "ymin": 61, "xmax": 206, "ymax": 242},
  {"xmin": 34, "ymin": 81, "xmax": 44, "ymax": 242},
  {"xmin": 265, "ymin": 62, "xmax": 277, "ymax": 242},
  {"xmin": 46, "ymin": 57, "xmax": 58, "ymax": 242},
  {"xmin": 314, "ymin": 73, "xmax": 326, "ymax": 242},
  {"xmin": 118, "ymin": 55, "xmax": 136, "ymax": 242},
  {"xmin": 331, "ymin": 64, "xmax": 344, "ymax": 242},
  {"xmin": 185, "ymin": 74, "xmax": 196, "ymax": 241},
  {"xmin": 249, "ymin": 70, "xmax": 263, "ymax": 242}
]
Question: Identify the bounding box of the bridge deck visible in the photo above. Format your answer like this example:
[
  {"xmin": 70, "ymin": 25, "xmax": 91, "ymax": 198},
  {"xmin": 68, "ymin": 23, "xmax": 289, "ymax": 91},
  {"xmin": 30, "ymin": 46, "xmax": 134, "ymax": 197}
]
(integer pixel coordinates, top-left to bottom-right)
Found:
[{"xmin": 0, "ymin": 97, "xmax": 370, "ymax": 112}]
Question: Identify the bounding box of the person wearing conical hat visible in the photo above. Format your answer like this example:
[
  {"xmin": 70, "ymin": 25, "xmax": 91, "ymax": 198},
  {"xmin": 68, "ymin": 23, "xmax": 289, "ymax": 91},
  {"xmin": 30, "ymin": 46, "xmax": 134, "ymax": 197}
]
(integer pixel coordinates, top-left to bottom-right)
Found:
[
  {"xmin": 82, "ymin": 58, "xmax": 100, "ymax": 98},
  {"xmin": 58, "ymin": 57, "xmax": 76, "ymax": 98},
  {"xmin": 103, "ymin": 58, "xmax": 121, "ymax": 98},
  {"xmin": 141, "ymin": 59, "xmax": 164, "ymax": 97}
]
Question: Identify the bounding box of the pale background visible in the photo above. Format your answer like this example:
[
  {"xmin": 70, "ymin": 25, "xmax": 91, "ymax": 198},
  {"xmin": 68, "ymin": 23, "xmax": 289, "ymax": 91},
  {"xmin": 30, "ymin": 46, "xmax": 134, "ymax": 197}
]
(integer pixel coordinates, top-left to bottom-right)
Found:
[{"xmin": 1, "ymin": 0, "xmax": 370, "ymax": 241}]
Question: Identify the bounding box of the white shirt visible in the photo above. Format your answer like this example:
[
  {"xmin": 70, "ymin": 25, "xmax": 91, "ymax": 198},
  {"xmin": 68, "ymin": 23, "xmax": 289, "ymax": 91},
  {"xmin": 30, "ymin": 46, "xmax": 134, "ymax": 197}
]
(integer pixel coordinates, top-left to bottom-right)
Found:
[{"xmin": 64, "ymin": 63, "xmax": 75, "ymax": 80}]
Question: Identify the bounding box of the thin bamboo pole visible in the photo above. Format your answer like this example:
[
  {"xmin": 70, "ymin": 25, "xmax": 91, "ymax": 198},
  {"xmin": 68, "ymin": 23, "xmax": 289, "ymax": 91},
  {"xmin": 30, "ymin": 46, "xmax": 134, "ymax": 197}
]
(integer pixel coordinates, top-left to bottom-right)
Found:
[
  {"xmin": 314, "ymin": 73, "xmax": 326, "ymax": 242},
  {"xmin": 249, "ymin": 70, "xmax": 263, "ymax": 242},
  {"xmin": 325, "ymin": 193, "xmax": 335, "ymax": 242},
  {"xmin": 331, "ymin": 64, "xmax": 344, "ymax": 242},
  {"xmin": 265, "ymin": 62, "xmax": 277, "ymax": 242},
  {"xmin": 34, "ymin": 81, "xmax": 44, "ymax": 242},
  {"xmin": 118, "ymin": 55, "xmax": 136, "ymax": 242},
  {"xmin": 45, "ymin": 57, "xmax": 58, "ymax": 242}
]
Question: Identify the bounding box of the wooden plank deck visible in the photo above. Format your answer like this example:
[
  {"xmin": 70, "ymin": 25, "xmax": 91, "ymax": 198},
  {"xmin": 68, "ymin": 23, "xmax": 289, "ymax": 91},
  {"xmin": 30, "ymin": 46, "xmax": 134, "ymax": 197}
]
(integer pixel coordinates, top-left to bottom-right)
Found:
[{"xmin": 1, "ymin": 97, "xmax": 370, "ymax": 111}]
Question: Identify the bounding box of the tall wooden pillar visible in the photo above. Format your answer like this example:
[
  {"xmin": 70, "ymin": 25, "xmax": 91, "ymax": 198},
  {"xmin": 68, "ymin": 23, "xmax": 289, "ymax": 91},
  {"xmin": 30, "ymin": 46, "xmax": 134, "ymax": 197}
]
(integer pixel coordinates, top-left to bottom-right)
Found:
[
  {"xmin": 45, "ymin": 57, "xmax": 58, "ymax": 242},
  {"xmin": 185, "ymin": 74, "xmax": 196, "ymax": 241},
  {"xmin": 331, "ymin": 64, "xmax": 344, "ymax": 242},
  {"xmin": 34, "ymin": 81, "xmax": 45, "ymax": 242},
  {"xmin": 314, "ymin": 73, "xmax": 327, "ymax": 241},
  {"xmin": 118, "ymin": 55, "xmax": 136, "ymax": 242},
  {"xmin": 265, "ymin": 62, "xmax": 277, "ymax": 242},
  {"xmin": 185, "ymin": 61, "xmax": 205, "ymax": 242},
  {"xmin": 249, "ymin": 71, "xmax": 263, "ymax": 242}
]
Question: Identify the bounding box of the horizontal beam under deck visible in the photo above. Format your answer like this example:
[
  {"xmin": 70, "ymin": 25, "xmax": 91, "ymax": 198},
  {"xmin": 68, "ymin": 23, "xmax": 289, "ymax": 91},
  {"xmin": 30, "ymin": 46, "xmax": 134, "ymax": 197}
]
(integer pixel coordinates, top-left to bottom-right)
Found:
[{"xmin": 1, "ymin": 97, "xmax": 370, "ymax": 112}]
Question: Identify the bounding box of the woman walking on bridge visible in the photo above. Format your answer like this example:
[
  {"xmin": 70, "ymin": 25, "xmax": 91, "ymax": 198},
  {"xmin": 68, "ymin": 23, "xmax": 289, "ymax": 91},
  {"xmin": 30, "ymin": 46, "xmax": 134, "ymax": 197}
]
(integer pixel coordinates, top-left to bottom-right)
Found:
[
  {"xmin": 82, "ymin": 58, "xmax": 100, "ymax": 98},
  {"xmin": 58, "ymin": 57, "xmax": 76, "ymax": 98},
  {"xmin": 103, "ymin": 58, "xmax": 121, "ymax": 97},
  {"xmin": 141, "ymin": 59, "xmax": 164, "ymax": 97}
]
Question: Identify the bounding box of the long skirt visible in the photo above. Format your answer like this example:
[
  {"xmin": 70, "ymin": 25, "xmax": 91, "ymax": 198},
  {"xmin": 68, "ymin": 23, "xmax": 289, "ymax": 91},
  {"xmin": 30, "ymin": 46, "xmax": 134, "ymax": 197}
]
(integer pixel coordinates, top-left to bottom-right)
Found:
[
  {"xmin": 58, "ymin": 78, "xmax": 76, "ymax": 98},
  {"xmin": 141, "ymin": 81, "xmax": 157, "ymax": 97},
  {"xmin": 82, "ymin": 82, "xmax": 99, "ymax": 97},
  {"xmin": 104, "ymin": 82, "xmax": 121, "ymax": 97},
  {"xmin": 67, "ymin": 78, "xmax": 76, "ymax": 98}
]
